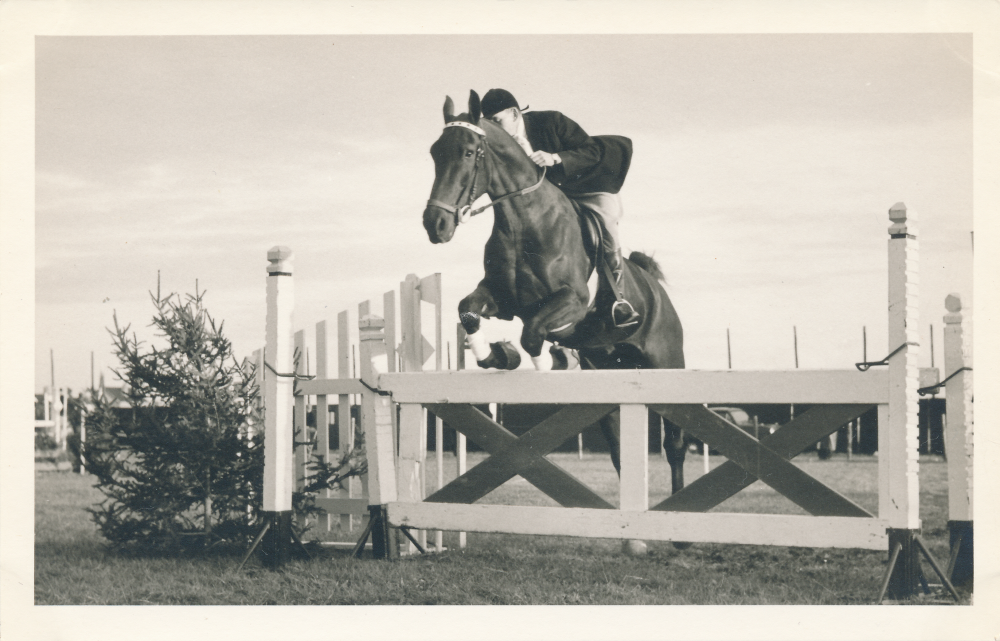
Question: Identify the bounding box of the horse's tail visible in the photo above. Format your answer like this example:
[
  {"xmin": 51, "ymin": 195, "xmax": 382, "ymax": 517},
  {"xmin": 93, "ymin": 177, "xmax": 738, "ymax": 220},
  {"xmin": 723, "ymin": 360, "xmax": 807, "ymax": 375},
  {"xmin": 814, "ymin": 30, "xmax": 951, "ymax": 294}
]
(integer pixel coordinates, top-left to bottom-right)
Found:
[{"xmin": 628, "ymin": 251, "xmax": 666, "ymax": 284}]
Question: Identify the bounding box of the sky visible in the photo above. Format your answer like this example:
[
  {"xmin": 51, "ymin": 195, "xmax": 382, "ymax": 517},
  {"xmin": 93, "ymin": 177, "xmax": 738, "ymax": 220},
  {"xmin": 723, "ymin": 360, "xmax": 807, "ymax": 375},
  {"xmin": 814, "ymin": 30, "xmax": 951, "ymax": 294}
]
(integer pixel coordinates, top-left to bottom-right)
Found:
[{"xmin": 33, "ymin": 33, "xmax": 974, "ymax": 392}]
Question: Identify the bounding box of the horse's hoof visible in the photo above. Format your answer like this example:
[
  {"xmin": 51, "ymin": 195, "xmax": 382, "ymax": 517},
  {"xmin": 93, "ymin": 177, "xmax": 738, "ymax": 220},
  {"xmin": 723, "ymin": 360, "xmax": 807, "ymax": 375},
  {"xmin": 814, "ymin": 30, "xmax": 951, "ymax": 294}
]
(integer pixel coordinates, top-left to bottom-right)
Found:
[
  {"xmin": 550, "ymin": 346, "xmax": 580, "ymax": 371},
  {"xmin": 622, "ymin": 540, "xmax": 648, "ymax": 557},
  {"xmin": 491, "ymin": 341, "xmax": 521, "ymax": 370},
  {"xmin": 477, "ymin": 341, "xmax": 521, "ymax": 370},
  {"xmin": 671, "ymin": 541, "xmax": 693, "ymax": 550}
]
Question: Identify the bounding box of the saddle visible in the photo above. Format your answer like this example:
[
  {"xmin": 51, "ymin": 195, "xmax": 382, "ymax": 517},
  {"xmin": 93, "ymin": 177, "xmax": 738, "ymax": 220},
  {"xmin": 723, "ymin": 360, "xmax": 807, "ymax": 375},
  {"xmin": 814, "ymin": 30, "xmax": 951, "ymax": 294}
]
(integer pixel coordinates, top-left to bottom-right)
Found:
[{"xmin": 573, "ymin": 203, "xmax": 623, "ymax": 308}]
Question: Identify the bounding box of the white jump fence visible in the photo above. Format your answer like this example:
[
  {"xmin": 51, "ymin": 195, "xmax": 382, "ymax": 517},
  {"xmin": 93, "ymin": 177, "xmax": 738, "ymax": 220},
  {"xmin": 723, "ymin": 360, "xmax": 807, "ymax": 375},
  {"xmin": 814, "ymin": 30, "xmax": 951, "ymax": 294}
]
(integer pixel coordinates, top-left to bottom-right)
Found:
[
  {"xmin": 251, "ymin": 258, "xmax": 468, "ymax": 558},
  {"xmin": 257, "ymin": 203, "xmax": 973, "ymax": 600}
]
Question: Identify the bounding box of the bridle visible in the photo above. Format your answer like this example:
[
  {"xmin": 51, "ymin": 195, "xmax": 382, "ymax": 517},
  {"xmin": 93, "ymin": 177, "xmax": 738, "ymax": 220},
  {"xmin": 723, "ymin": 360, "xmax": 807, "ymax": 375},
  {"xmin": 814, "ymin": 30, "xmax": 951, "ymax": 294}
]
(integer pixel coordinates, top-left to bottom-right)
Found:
[{"xmin": 426, "ymin": 120, "xmax": 547, "ymax": 226}]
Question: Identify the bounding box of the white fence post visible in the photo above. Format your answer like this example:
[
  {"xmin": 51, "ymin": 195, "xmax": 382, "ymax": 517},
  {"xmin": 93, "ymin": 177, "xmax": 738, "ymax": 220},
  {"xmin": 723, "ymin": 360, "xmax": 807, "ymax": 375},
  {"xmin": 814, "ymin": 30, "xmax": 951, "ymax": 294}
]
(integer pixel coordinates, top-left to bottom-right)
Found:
[
  {"xmin": 944, "ymin": 293, "xmax": 973, "ymax": 519},
  {"xmin": 262, "ymin": 246, "xmax": 295, "ymax": 567},
  {"xmin": 880, "ymin": 203, "xmax": 922, "ymax": 598},
  {"xmin": 944, "ymin": 293, "xmax": 973, "ymax": 584},
  {"xmin": 359, "ymin": 314, "xmax": 398, "ymax": 558},
  {"xmin": 620, "ymin": 404, "xmax": 648, "ymax": 554}
]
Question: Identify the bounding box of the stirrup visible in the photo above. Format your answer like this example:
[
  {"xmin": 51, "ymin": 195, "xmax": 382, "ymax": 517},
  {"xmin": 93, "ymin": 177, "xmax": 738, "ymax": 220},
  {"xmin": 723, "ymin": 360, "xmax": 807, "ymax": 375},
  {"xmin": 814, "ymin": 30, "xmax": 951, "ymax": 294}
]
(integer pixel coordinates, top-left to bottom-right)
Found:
[{"xmin": 612, "ymin": 299, "xmax": 640, "ymax": 328}]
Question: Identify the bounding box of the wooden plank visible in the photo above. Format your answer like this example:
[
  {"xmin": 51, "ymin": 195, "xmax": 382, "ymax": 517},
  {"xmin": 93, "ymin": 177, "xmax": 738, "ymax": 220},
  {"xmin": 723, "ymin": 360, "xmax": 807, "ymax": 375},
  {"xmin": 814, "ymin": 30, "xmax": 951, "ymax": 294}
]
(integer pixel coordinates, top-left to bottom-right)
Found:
[
  {"xmin": 653, "ymin": 404, "xmax": 875, "ymax": 513},
  {"xmin": 619, "ymin": 404, "xmax": 648, "ymax": 512},
  {"xmin": 384, "ymin": 290, "xmax": 397, "ymax": 373},
  {"xmin": 419, "ymin": 272, "xmax": 443, "ymax": 371},
  {"xmin": 397, "ymin": 403, "xmax": 424, "ymax": 503},
  {"xmin": 293, "ymin": 331, "xmax": 308, "ymax": 489},
  {"xmin": 435, "ymin": 412, "xmax": 444, "ymax": 551},
  {"xmin": 337, "ymin": 310, "xmax": 353, "ymax": 531},
  {"xmin": 400, "ymin": 275, "xmax": 421, "ymax": 372},
  {"xmin": 424, "ymin": 404, "xmax": 615, "ymax": 508},
  {"xmin": 293, "ymin": 331, "xmax": 308, "ymax": 529},
  {"xmin": 337, "ymin": 311, "xmax": 353, "ymax": 449},
  {"xmin": 253, "ymin": 348, "xmax": 264, "ymax": 438},
  {"xmin": 359, "ymin": 316, "xmax": 396, "ymax": 506},
  {"xmin": 315, "ymin": 322, "xmax": 331, "ymax": 456},
  {"xmin": 386, "ymin": 503, "xmax": 888, "ymax": 550},
  {"xmin": 314, "ymin": 320, "xmax": 331, "ymax": 531},
  {"xmin": 314, "ymin": 497, "xmax": 370, "ymax": 515},
  {"xmin": 296, "ymin": 377, "xmax": 365, "ymax": 397},
  {"xmin": 653, "ymin": 404, "xmax": 871, "ymax": 517},
  {"xmin": 379, "ymin": 369, "xmax": 889, "ymax": 404}
]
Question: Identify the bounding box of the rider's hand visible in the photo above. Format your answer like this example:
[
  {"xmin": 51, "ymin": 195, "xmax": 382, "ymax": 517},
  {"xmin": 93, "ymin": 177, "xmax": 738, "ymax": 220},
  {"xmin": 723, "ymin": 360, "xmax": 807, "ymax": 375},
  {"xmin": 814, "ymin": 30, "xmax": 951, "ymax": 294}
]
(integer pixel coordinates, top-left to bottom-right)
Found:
[{"xmin": 529, "ymin": 151, "xmax": 561, "ymax": 167}]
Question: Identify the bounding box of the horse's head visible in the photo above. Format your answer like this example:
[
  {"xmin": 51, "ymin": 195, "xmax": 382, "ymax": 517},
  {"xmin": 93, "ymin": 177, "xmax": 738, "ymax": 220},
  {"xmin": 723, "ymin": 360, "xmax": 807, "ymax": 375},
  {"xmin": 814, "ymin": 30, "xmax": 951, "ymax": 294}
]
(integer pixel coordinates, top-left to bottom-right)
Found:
[{"xmin": 423, "ymin": 91, "xmax": 491, "ymax": 244}]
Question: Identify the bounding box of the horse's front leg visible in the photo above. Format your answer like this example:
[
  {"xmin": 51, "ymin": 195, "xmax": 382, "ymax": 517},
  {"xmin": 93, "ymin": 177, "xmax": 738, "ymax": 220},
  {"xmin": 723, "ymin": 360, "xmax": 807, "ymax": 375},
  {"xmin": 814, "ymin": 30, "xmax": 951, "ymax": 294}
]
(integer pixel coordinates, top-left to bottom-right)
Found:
[
  {"xmin": 520, "ymin": 286, "xmax": 589, "ymax": 362},
  {"xmin": 459, "ymin": 283, "xmax": 521, "ymax": 370}
]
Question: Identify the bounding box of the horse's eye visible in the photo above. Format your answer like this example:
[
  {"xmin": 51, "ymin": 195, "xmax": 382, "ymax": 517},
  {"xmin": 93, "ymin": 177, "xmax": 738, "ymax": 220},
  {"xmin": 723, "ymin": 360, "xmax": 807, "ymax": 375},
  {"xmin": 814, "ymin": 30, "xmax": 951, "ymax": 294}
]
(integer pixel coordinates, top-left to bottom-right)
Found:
[{"xmin": 464, "ymin": 150, "xmax": 474, "ymax": 158}]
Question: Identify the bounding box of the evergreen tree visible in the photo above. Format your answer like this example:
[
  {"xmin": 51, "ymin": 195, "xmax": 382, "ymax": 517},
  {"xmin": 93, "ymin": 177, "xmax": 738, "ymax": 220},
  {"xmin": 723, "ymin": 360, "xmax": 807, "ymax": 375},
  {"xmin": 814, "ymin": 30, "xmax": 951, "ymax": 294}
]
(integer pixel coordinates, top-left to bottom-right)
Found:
[
  {"xmin": 86, "ymin": 288, "xmax": 263, "ymax": 554},
  {"xmin": 85, "ymin": 285, "xmax": 369, "ymax": 556}
]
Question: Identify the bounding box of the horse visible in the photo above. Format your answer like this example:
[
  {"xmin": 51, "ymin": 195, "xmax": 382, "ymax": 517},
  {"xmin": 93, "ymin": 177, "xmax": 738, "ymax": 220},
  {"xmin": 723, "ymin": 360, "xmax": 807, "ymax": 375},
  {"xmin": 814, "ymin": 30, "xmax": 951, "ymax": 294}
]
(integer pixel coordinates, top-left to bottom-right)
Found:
[{"xmin": 422, "ymin": 90, "xmax": 689, "ymax": 496}]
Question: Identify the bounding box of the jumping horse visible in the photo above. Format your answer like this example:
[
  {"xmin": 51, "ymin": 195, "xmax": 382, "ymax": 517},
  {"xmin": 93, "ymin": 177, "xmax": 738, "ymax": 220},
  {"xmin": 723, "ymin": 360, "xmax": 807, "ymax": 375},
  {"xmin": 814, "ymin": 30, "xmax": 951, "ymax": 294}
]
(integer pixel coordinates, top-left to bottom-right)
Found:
[{"xmin": 422, "ymin": 90, "xmax": 689, "ymax": 496}]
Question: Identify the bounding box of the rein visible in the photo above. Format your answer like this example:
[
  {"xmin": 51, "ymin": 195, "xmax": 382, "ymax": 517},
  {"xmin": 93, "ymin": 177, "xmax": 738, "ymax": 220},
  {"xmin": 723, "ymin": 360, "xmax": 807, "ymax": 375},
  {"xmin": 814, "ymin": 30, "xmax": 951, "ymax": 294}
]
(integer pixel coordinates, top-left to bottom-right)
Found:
[{"xmin": 427, "ymin": 121, "xmax": 548, "ymax": 225}]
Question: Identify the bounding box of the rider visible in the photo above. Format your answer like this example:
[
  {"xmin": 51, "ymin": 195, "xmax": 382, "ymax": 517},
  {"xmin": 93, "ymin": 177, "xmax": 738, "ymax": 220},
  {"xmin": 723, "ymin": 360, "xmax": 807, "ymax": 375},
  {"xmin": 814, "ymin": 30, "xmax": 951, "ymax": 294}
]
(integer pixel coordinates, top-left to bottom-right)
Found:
[{"xmin": 480, "ymin": 88, "xmax": 640, "ymax": 328}]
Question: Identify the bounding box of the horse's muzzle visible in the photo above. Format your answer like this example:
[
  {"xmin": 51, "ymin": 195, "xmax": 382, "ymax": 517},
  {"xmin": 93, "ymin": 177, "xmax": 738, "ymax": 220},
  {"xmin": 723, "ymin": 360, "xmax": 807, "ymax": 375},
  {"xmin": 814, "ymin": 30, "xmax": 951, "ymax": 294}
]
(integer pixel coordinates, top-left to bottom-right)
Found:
[{"xmin": 423, "ymin": 205, "xmax": 456, "ymax": 244}]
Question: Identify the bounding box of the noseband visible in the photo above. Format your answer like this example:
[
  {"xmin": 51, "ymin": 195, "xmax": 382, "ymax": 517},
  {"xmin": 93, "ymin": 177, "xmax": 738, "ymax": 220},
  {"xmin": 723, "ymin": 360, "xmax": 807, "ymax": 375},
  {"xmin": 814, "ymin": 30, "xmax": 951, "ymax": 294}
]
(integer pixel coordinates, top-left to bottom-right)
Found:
[{"xmin": 427, "ymin": 121, "xmax": 547, "ymax": 226}]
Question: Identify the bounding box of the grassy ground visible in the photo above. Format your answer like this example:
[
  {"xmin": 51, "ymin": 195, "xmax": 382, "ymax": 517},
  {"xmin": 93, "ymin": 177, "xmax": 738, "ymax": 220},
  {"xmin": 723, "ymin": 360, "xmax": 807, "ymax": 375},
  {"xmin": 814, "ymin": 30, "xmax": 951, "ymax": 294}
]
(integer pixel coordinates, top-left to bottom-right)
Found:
[{"xmin": 34, "ymin": 452, "xmax": 969, "ymax": 605}]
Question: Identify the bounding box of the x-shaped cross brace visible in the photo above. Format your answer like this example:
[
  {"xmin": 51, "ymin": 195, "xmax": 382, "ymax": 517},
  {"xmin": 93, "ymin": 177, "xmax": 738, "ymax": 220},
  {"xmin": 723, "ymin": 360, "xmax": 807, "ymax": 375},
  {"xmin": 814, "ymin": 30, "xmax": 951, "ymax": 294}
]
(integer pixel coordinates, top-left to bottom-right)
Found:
[
  {"xmin": 651, "ymin": 404, "xmax": 875, "ymax": 517},
  {"xmin": 423, "ymin": 403, "xmax": 617, "ymax": 509}
]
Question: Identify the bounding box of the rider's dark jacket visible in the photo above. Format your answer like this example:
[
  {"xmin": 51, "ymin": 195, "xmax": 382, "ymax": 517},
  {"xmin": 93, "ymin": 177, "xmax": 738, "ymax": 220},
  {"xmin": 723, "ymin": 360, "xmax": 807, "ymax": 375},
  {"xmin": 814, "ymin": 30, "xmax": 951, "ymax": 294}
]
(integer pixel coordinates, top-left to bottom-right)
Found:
[{"xmin": 522, "ymin": 110, "xmax": 632, "ymax": 196}]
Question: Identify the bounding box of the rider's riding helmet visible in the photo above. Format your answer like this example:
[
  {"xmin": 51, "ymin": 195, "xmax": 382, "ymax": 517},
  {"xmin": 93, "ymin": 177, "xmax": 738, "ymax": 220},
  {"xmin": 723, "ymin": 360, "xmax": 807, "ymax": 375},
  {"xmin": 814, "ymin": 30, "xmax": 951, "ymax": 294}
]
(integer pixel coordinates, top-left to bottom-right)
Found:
[{"xmin": 481, "ymin": 89, "xmax": 529, "ymax": 118}]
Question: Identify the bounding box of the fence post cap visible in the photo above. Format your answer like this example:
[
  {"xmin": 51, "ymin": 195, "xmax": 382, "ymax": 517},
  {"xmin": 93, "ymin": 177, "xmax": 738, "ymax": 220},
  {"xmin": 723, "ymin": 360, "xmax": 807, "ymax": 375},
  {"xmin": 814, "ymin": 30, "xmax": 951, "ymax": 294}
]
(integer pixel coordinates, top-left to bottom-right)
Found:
[
  {"xmin": 888, "ymin": 202, "xmax": 915, "ymax": 236},
  {"xmin": 945, "ymin": 293, "xmax": 962, "ymax": 313},
  {"xmin": 267, "ymin": 246, "xmax": 293, "ymax": 274}
]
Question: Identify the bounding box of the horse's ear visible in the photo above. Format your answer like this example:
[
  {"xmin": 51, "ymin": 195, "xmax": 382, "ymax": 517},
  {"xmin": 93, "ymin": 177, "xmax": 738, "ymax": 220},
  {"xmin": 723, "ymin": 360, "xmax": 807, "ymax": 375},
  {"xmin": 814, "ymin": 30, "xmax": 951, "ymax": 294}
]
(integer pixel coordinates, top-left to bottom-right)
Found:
[
  {"xmin": 443, "ymin": 96, "xmax": 455, "ymax": 123},
  {"xmin": 469, "ymin": 90, "xmax": 481, "ymax": 125}
]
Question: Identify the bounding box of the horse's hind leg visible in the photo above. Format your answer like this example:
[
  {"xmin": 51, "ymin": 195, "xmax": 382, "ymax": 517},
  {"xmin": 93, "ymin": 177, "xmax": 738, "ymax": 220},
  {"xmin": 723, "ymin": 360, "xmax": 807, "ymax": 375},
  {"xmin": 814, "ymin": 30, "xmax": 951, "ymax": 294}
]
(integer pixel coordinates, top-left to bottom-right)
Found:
[
  {"xmin": 598, "ymin": 411, "xmax": 622, "ymax": 476},
  {"xmin": 459, "ymin": 283, "xmax": 520, "ymax": 370},
  {"xmin": 659, "ymin": 415, "xmax": 687, "ymax": 494},
  {"xmin": 606, "ymin": 409, "xmax": 686, "ymax": 494},
  {"xmin": 520, "ymin": 286, "xmax": 589, "ymax": 358}
]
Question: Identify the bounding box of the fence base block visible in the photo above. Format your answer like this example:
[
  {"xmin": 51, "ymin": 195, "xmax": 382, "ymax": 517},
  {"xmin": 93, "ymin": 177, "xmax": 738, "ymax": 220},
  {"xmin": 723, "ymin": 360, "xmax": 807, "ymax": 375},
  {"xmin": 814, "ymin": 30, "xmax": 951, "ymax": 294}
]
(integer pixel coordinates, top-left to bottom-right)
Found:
[
  {"xmin": 259, "ymin": 511, "xmax": 293, "ymax": 569},
  {"xmin": 877, "ymin": 528, "xmax": 961, "ymax": 603},
  {"xmin": 947, "ymin": 520, "xmax": 974, "ymax": 587},
  {"xmin": 359, "ymin": 505, "xmax": 399, "ymax": 560},
  {"xmin": 880, "ymin": 529, "xmax": 921, "ymax": 601}
]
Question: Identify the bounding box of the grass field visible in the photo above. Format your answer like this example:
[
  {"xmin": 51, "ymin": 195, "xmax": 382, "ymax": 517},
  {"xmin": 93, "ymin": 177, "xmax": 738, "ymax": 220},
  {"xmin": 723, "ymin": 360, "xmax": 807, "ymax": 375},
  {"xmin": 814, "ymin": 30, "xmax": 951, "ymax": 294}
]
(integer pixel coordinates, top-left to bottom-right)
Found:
[{"xmin": 34, "ymin": 451, "xmax": 970, "ymax": 605}]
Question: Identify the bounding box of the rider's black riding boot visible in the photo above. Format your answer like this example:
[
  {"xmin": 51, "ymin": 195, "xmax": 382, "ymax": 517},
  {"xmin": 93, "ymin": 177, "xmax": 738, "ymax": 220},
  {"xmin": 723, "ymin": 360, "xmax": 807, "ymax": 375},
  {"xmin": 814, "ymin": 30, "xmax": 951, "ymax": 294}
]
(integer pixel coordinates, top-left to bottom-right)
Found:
[{"xmin": 606, "ymin": 246, "xmax": 640, "ymax": 328}]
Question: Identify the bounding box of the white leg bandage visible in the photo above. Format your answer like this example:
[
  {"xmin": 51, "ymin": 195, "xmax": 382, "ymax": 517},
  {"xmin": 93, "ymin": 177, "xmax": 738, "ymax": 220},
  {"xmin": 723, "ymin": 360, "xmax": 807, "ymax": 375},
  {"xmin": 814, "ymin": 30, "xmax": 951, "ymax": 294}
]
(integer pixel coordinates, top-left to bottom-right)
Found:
[
  {"xmin": 531, "ymin": 342, "xmax": 553, "ymax": 371},
  {"xmin": 467, "ymin": 330, "xmax": 492, "ymax": 362}
]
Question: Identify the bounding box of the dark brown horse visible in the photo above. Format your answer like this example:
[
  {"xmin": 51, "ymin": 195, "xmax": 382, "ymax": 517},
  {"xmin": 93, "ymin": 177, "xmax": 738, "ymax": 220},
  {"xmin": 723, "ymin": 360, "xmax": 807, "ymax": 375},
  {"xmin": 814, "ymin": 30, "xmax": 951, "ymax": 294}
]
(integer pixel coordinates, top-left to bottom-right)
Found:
[{"xmin": 423, "ymin": 91, "xmax": 688, "ymax": 493}]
